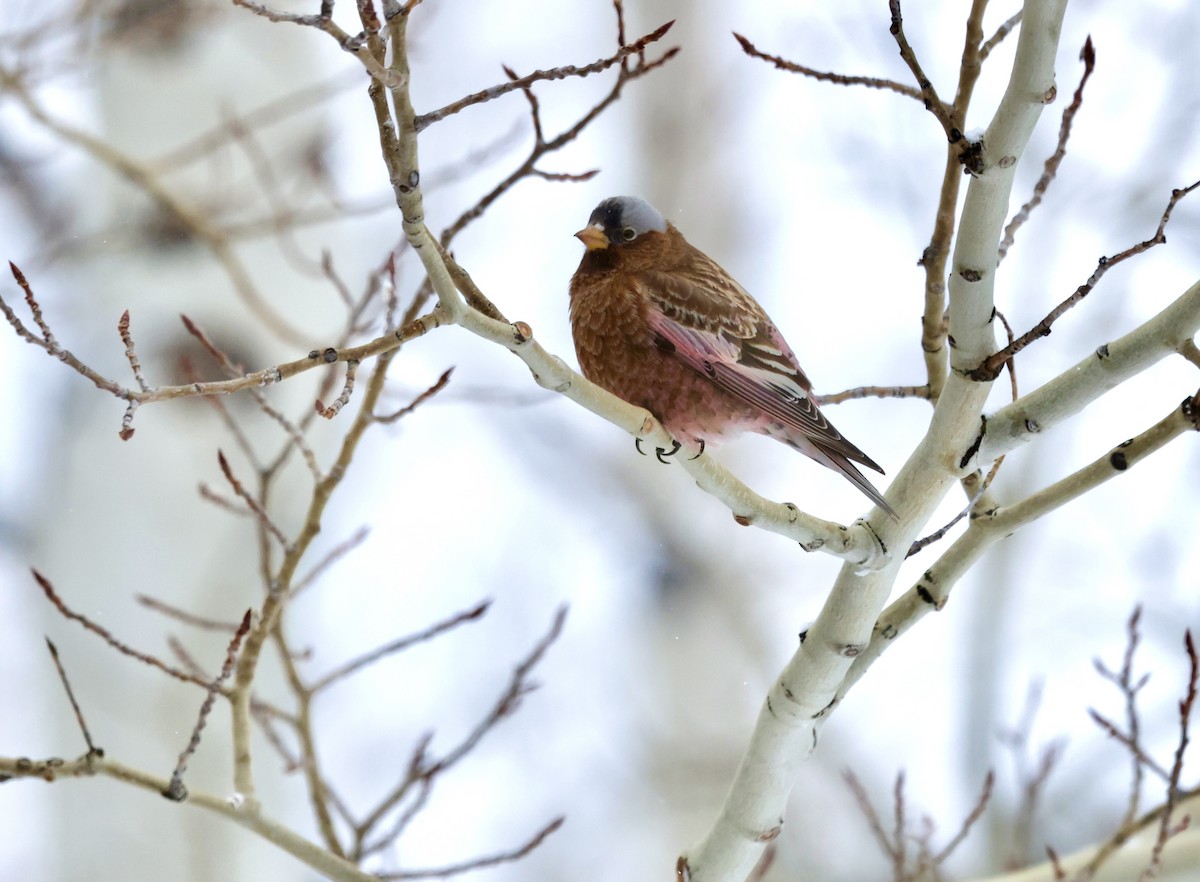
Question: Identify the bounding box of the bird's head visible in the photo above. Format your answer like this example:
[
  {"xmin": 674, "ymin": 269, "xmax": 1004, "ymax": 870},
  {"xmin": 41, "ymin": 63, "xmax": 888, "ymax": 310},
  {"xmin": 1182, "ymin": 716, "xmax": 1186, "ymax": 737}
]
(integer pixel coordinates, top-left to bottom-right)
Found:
[{"xmin": 574, "ymin": 196, "xmax": 671, "ymax": 270}]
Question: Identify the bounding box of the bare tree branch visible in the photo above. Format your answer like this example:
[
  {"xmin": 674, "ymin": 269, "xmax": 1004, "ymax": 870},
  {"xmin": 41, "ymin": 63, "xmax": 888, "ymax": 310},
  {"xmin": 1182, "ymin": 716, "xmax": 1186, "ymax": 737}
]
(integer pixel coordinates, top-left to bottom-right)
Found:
[
  {"xmin": 732, "ymin": 32, "xmax": 922, "ymax": 100},
  {"xmin": 999, "ymin": 36, "xmax": 1097, "ymax": 261},
  {"xmin": 973, "ymin": 180, "xmax": 1200, "ymax": 382}
]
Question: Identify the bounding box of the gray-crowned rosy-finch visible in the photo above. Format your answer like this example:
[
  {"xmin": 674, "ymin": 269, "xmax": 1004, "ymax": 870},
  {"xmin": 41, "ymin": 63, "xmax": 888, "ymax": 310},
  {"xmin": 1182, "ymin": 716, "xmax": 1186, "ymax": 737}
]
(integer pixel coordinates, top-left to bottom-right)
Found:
[{"xmin": 569, "ymin": 195, "xmax": 895, "ymax": 518}]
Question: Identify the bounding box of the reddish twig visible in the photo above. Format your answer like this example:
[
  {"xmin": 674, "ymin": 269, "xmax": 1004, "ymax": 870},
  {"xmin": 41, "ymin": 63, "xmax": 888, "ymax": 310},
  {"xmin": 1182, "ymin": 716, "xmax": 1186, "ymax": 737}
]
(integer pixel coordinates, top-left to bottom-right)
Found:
[
  {"xmin": 12, "ymin": 259, "xmax": 58, "ymax": 347},
  {"xmin": 414, "ymin": 20, "xmax": 675, "ymax": 132},
  {"xmin": 733, "ymin": 32, "xmax": 921, "ymax": 100},
  {"xmin": 117, "ymin": 309, "xmax": 150, "ymax": 392},
  {"xmin": 358, "ymin": 749, "xmax": 435, "ymax": 859},
  {"xmin": 231, "ymin": 0, "xmax": 393, "ymax": 83},
  {"xmin": 356, "ymin": 606, "xmax": 568, "ymax": 855},
  {"xmin": 216, "ymin": 450, "xmax": 290, "ymax": 549},
  {"xmin": 1096, "ymin": 608, "xmax": 1152, "ymax": 823},
  {"xmin": 136, "ymin": 594, "xmax": 243, "ymax": 632},
  {"xmin": 33, "ymin": 569, "xmax": 211, "ymax": 689},
  {"xmin": 3, "ymin": 263, "xmax": 135, "ymax": 402},
  {"xmin": 379, "ymin": 816, "xmax": 564, "ymax": 880},
  {"xmin": 845, "ymin": 767, "xmax": 993, "ymax": 878},
  {"xmin": 311, "ymin": 600, "xmax": 491, "ymax": 693},
  {"xmin": 999, "ymin": 37, "xmax": 1096, "ymax": 262},
  {"xmin": 316, "ymin": 359, "xmax": 359, "ymax": 419},
  {"xmin": 434, "ymin": 7, "xmax": 677, "ymax": 251},
  {"xmin": 163, "ymin": 610, "xmax": 253, "ymax": 801},
  {"xmin": 292, "ymin": 526, "xmax": 371, "ymax": 596},
  {"xmin": 182, "ymin": 314, "xmax": 323, "ymax": 479},
  {"xmin": 45, "ymin": 638, "xmax": 99, "ymax": 756},
  {"xmin": 907, "ymin": 476, "xmax": 992, "ymax": 557},
  {"xmin": 3, "ymin": 263, "xmax": 442, "ymax": 437},
  {"xmin": 1143, "ymin": 630, "xmax": 1198, "ymax": 878},
  {"xmin": 888, "ymin": 0, "xmax": 959, "ymax": 143},
  {"xmin": 971, "ymin": 180, "xmax": 1200, "ymax": 381},
  {"xmin": 844, "ymin": 769, "xmax": 903, "ymax": 874},
  {"xmin": 377, "ymin": 367, "xmax": 454, "ymax": 423},
  {"xmin": 934, "ymin": 771, "xmax": 994, "ymax": 864},
  {"xmin": 1078, "ymin": 617, "xmax": 1200, "ymax": 881}
]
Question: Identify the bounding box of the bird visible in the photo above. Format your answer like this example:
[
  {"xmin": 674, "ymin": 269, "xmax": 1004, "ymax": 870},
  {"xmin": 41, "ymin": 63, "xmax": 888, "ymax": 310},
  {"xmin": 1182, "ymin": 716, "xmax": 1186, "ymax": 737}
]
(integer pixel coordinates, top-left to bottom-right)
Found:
[{"xmin": 568, "ymin": 195, "xmax": 896, "ymax": 518}]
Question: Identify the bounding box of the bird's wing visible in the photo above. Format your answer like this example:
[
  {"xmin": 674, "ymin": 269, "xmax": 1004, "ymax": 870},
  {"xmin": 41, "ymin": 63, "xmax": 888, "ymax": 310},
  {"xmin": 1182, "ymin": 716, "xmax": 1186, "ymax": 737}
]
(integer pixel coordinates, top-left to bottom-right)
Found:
[{"xmin": 637, "ymin": 265, "xmax": 884, "ymax": 474}]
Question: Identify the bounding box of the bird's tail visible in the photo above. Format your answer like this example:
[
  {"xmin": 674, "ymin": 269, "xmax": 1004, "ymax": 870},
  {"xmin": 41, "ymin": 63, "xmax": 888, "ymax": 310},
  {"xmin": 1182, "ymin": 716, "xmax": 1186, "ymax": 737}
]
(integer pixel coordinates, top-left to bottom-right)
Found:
[{"xmin": 771, "ymin": 428, "xmax": 898, "ymax": 520}]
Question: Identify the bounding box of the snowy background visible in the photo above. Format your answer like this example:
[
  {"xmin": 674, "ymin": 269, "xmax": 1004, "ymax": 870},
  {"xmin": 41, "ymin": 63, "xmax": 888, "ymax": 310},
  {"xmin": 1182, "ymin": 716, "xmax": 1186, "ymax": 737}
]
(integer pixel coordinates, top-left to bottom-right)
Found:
[{"xmin": 2, "ymin": 0, "xmax": 1199, "ymax": 879}]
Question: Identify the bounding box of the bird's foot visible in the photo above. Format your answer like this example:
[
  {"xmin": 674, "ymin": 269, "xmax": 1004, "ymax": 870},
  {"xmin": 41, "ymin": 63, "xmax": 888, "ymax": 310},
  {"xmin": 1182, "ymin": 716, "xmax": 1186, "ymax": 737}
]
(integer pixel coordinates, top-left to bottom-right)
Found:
[
  {"xmin": 634, "ymin": 438, "xmax": 702, "ymax": 463},
  {"xmin": 655, "ymin": 440, "xmax": 682, "ymax": 463}
]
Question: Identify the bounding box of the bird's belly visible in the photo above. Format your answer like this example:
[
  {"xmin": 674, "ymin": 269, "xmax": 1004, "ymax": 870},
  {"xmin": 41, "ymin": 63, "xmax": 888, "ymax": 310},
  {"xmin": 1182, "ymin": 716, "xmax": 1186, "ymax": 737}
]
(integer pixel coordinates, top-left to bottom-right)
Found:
[{"xmin": 576, "ymin": 333, "xmax": 761, "ymax": 445}]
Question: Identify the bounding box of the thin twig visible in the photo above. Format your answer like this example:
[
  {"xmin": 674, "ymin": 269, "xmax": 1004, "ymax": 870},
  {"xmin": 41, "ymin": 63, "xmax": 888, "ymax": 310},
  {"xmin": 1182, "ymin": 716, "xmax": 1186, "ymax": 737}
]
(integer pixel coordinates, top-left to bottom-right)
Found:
[
  {"xmin": 979, "ymin": 10, "xmax": 1023, "ymax": 61},
  {"xmin": 2, "ymin": 68, "xmax": 312, "ymax": 346},
  {"xmin": 429, "ymin": 5, "xmax": 678, "ymax": 257},
  {"xmin": 32, "ymin": 569, "xmax": 211, "ymax": 689},
  {"xmin": 181, "ymin": 315, "xmax": 323, "ymax": 480},
  {"xmin": 379, "ymin": 816, "xmax": 564, "ymax": 880},
  {"xmin": 316, "ymin": 359, "xmax": 359, "ymax": 419},
  {"xmin": 1139, "ymin": 630, "xmax": 1197, "ymax": 880},
  {"xmin": 892, "ymin": 773, "xmax": 907, "ymax": 879},
  {"xmin": 971, "ymin": 180, "xmax": 1200, "ymax": 380},
  {"xmin": 814, "ymin": 384, "xmax": 930, "ymax": 406},
  {"xmin": 1097, "ymin": 608, "xmax": 1150, "ymax": 826},
  {"xmin": 377, "ymin": 367, "xmax": 454, "ymax": 423},
  {"xmin": 3, "ymin": 263, "xmax": 132, "ymax": 401},
  {"xmin": 998, "ymin": 684, "xmax": 1064, "ymax": 866},
  {"xmin": 216, "ymin": 450, "xmax": 291, "ymax": 549},
  {"xmin": 117, "ymin": 309, "xmax": 150, "ymax": 392},
  {"xmin": 906, "ymin": 477, "xmax": 992, "ymax": 557},
  {"xmin": 1, "ymin": 262, "xmax": 443, "ymax": 429},
  {"xmin": 136, "ymin": 594, "xmax": 243, "ymax": 632},
  {"xmin": 292, "ymin": 526, "xmax": 371, "ymax": 596},
  {"xmin": 732, "ymin": 32, "xmax": 921, "ymax": 100},
  {"xmin": 934, "ymin": 771, "xmax": 994, "ymax": 865},
  {"xmin": 356, "ymin": 607, "xmax": 568, "ymax": 851},
  {"xmin": 12, "ymin": 259, "xmax": 58, "ymax": 346},
  {"xmin": 844, "ymin": 770, "xmax": 900, "ymax": 867},
  {"xmin": 164, "ymin": 610, "xmax": 253, "ymax": 800},
  {"xmin": 999, "ymin": 37, "xmax": 1096, "ymax": 261},
  {"xmin": 414, "ymin": 20, "xmax": 675, "ymax": 132},
  {"xmin": 45, "ymin": 639, "xmax": 99, "ymax": 755},
  {"xmin": 231, "ymin": 0, "xmax": 394, "ymax": 84},
  {"xmin": 888, "ymin": 0, "xmax": 959, "ymax": 142},
  {"xmin": 311, "ymin": 600, "xmax": 491, "ymax": 693},
  {"xmin": 1078, "ymin": 622, "xmax": 1200, "ymax": 881}
]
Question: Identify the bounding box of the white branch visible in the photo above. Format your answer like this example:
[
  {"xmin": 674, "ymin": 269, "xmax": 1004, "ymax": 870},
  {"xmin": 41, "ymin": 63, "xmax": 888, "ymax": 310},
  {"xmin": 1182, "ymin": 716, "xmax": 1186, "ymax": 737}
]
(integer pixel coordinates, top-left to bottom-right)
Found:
[
  {"xmin": 980, "ymin": 278, "xmax": 1200, "ymax": 461},
  {"xmin": 838, "ymin": 390, "xmax": 1198, "ymax": 699},
  {"xmin": 681, "ymin": 2, "xmax": 1070, "ymax": 879},
  {"xmin": 0, "ymin": 754, "xmax": 377, "ymax": 882}
]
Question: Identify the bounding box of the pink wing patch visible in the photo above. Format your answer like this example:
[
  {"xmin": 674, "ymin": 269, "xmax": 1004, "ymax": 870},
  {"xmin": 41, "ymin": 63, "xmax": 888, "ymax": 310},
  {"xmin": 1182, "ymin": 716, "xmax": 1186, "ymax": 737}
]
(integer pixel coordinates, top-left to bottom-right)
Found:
[{"xmin": 643, "ymin": 301, "xmax": 877, "ymax": 469}]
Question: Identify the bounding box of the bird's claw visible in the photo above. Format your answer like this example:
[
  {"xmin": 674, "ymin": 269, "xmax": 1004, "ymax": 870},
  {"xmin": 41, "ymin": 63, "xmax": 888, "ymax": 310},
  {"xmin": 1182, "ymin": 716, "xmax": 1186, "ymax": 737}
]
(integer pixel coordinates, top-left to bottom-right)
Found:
[
  {"xmin": 655, "ymin": 441, "xmax": 682, "ymax": 463},
  {"xmin": 635, "ymin": 438, "xmax": 704, "ymax": 462},
  {"xmin": 633, "ymin": 436, "xmax": 700, "ymax": 463}
]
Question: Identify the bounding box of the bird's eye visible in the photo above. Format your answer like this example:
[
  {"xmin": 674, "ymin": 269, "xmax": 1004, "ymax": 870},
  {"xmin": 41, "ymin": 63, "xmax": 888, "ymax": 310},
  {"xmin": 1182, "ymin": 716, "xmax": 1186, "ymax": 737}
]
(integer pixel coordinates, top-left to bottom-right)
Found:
[{"xmin": 620, "ymin": 227, "xmax": 637, "ymax": 241}]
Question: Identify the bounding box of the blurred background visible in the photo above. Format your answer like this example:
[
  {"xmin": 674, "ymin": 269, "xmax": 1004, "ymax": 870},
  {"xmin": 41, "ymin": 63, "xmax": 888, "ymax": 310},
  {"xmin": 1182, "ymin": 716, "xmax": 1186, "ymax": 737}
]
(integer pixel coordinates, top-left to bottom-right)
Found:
[{"xmin": 1, "ymin": 0, "xmax": 1198, "ymax": 879}]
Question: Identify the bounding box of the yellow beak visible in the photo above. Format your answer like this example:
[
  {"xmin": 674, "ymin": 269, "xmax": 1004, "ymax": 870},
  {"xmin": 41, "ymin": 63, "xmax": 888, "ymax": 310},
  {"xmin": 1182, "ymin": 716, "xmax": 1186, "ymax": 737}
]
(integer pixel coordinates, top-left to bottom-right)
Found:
[{"xmin": 574, "ymin": 225, "xmax": 610, "ymax": 250}]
